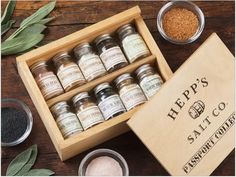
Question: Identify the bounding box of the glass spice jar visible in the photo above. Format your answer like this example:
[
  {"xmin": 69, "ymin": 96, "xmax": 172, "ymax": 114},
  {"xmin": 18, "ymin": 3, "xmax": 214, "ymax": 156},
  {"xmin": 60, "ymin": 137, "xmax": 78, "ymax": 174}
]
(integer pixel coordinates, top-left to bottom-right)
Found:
[
  {"xmin": 114, "ymin": 73, "xmax": 147, "ymax": 111},
  {"xmin": 95, "ymin": 34, "xmax": 128, "ymax": 72},
  {"xmin": 94, "ymin": 82, "xmax": 126, "ymax": 120},
  {"xmin": 117, "ymin": 24, "xmax": 150, "ymax": 63},
  {"xmin": 135, "ymin": 64, "xmax": 163, "ymax": 100},
  {"xmin": 73, "ymin": 43, "xmax": 107, "ymax": 81},
  {"xmin": 30, "ymin": 60, "xmax": 64, "ymax": 100},
  {"xmin": 72, "ymin": 92, "xmax": 105, "ymax": 130},
  {"xmin": 52, "ymin": 52, "xmax": 86, "ymax": 92},
  {"xmin": 50, "ymin": 101, "xmax": 83, "ymax": 139}
]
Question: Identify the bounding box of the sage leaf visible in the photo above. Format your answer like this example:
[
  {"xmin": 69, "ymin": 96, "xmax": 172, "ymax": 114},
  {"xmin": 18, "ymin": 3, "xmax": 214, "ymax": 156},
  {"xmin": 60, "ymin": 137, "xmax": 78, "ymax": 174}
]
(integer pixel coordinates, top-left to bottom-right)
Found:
[
  {"xmin": 15, "ymin": 145, "xmax": 38, "ymax": 176},
  {"xmin": 17, "ymin": 24, "xmax": 46, "ymax": 37},
  {"xmin": 1, "ymin": 20, "xmax": 15, "ymax": 35},
  {"xmin": 20, "ymin": 1, "xmax": 56, "ymax": 27},
  {"xmin": 25, "ymin": 169, "xmax": 55, "ymax": 176},
  {"xmin": 1, "ymin": 0, "xmax": 16, "ymax": 25},
  {"xmin": 6, "ymin": 147, "xmax": 32, "ymax": 176},
  {"xmin": 39, "ymin": 17, "xmax": 56, "ymax": 24},
  {"xmin": 6, "ymin": 1, "xmax": 56, "ymax": 40},
  {"xmin": 1, "ymin": 34, "xmax": 44, "ymax": 55}
]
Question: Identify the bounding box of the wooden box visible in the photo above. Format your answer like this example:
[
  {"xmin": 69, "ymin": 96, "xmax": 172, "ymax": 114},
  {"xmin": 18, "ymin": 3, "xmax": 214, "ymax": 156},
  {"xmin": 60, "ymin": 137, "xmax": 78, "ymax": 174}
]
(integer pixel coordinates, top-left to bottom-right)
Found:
[
  {"xmin": 128, "ymin": 33, "xmax": 235, "ymax": 175},
  {"xmin": 16, "ymin": 6, "xmax": 172, "ymax": 161}
]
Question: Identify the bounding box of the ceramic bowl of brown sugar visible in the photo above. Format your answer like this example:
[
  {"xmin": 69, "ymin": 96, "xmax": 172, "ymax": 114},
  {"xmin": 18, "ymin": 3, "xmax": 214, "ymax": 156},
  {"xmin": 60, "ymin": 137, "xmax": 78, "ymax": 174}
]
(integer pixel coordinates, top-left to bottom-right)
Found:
[{"xmin": 157, "ymin": 1, "xmax": 205, "ymax": 45}]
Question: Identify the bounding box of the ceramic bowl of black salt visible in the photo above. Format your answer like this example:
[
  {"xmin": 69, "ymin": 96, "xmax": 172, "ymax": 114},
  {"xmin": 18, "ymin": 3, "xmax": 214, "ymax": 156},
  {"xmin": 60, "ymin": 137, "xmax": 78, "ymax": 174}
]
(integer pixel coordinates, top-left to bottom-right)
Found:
[{"xmin": 1, "ymin": 98, "xmax": 33, "ymax": 147}]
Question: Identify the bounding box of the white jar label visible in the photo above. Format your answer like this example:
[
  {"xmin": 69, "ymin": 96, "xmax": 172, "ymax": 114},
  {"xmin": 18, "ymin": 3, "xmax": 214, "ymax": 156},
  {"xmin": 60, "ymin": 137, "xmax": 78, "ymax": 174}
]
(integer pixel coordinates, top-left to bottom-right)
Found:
[
  {"xmin": 123, "ymin": 34, "xmax": 150, "ymax": 63},
  {"xmin": 100, "ymin": 46, "xmax": 127, "ymax": 71},
  {"xmin": 120, "ymin": 84, "xmax": 147, "ymax": 111},
  {"xmin": 78, "ymin": 53, "xmax": 106, "ymax": 81},
  {"xmin": 76, "ymin": 106, "xmax": 104, "ymax": 130},
  {"xmin": 56, "ymin": 112, "xmax": 83, "ymax": 138},
  {"xmin": 140, "ymin": 74, "xmax": 163, "ymax": 100},
  {"xmin": 57, "ymin": 64, "xmax": 85, "ymax": 90},
  {"xmin": 37, "ymin": 72, "xmax": 63, "ymax": 99},
  {"xmin": 98, "ymin": 95, "xmax": 126, "ymax": 120}
]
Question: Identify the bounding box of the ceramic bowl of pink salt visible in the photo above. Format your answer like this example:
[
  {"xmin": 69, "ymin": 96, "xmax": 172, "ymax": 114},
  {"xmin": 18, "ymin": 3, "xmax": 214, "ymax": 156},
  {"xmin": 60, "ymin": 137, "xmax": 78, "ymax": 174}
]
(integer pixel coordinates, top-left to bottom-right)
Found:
[{"xmin": 78, "ymin": 149, "xmax": 129, "ymax": 176}]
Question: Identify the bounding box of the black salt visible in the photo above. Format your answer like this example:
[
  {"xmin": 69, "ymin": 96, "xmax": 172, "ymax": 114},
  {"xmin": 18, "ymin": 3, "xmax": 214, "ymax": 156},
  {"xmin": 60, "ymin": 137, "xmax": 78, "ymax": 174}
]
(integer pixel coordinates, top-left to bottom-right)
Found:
[{"xmin": 1, "ymin": 107, "xmax": 28, "ymax": 143}]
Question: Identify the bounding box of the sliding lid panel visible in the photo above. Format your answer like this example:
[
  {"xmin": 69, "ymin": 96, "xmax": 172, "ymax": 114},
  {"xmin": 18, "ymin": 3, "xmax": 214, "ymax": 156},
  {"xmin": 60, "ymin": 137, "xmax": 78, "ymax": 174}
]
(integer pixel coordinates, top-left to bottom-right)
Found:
[{"xmin": 128, "ymin": 33, "xmax": 235, "ymax": 176}]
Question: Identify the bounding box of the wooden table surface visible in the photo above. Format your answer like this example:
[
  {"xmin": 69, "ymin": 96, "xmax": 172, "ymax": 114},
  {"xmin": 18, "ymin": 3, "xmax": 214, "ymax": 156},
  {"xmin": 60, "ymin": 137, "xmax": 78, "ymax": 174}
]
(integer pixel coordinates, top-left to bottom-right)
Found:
[{"xmin": 1, "ymin": 1, "xmax": 235, "ymax": 176}]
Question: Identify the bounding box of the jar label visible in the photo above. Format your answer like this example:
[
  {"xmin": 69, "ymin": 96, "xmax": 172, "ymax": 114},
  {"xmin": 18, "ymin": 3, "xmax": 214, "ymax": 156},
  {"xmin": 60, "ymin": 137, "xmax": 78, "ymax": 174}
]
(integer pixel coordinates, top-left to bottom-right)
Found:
[
  {"xmin": 57, "ymin": 64, "xmax": 85, "ymax": 90},
  {"xmin": 140, "ymin": 74, "xmax": 163, "ymax": 99},
  {"xmin": 98, "ymin": 95, "xmax": 126, "ymax": 120},
  {"xmin": 76, "ymin": 106, "xmax": 104, "ymax": 130},
  {"xmin": 123, "ymin": 34, "xmax": 150, "ymax": 63},
  {"xmin": 36, "ymin": 72, "xmax": 63, "ymax": 99},
  {"xmin": 79, "ymin": 53, "xmax": 106, "ymax": 81},
  {"xmin": 120, "ymin": 84, "xmax": 147, "ymax": 111},
  {"xmin": 100, "ymin": 46, "xmax": 127, "ymax": 71},
  {"xmin": 56, "ymin": 112, "xmax": 83, "ymax": 138}
]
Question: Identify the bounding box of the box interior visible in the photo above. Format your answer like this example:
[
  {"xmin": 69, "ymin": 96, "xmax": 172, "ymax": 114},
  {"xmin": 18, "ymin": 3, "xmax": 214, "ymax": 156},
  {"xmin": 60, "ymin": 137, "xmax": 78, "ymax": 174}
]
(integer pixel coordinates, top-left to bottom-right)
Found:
[{"xmin": 16, "ymin": 6, "xmax": 172, "ymax": 160}]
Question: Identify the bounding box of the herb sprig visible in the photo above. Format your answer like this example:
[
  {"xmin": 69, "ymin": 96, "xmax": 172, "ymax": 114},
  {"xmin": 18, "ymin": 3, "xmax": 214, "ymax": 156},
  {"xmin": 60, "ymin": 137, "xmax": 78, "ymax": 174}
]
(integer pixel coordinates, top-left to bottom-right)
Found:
[
  {"xmin": 6, "ymin": 145, "xmax": 55, "ymax": 176},
  {"xmin": 1, "ymin": 1, "xmax": 56, "ymax": 56}
]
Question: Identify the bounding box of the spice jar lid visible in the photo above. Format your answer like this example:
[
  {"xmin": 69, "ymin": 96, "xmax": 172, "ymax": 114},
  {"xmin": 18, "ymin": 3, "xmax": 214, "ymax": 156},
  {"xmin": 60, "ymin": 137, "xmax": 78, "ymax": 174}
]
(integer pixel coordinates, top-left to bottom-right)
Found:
[
  {"xmin": 114, "ymin": 73, "xmax": 133, "ymax": 86},
  {"xmin": 52, "ymin": 51, "xmax": 71, "ymax": 63},
  {"xmin": 117, "ymin": 24, "xmax": 134, "ymax": 39},
  {"xmin": 135, "ymin": 64, "xmax": 153, "ymax": 76},
  {"xmin": 72, "ymin": 92, "xmax": 90, "ymax": 105},
  {"xmin": 50, "ymin": 101, "xmax": 68, "ymax": 114},
  {"xmin": 94, "ymin": 82, "xmax": 111, "ymax": 95},
  {"xmin": 29, "ymin": 60, "xmax": 47, "ymax": 72},
  {"xmin": 94, "ymin": 34, "xmax": 112, "ymax": 46},
  {"xmin": 74, "ymin": 42, "xmax": 90, "ymax": 52}
]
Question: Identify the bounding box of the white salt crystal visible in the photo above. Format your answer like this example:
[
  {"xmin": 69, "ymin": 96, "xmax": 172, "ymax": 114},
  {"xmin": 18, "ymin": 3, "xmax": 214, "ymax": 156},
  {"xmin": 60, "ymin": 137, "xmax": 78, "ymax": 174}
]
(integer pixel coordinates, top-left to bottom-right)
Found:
[{"xmin": 85, "ymin": 156, "xmax": 123, "ymax": 176}]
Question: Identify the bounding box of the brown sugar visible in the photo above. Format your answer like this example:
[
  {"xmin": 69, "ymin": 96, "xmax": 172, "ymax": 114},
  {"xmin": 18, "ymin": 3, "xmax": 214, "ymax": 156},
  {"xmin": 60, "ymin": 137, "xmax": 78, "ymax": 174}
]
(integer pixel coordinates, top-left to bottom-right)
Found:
[{"xmin": 162, "ymin": 8, "xmax": 199, "ymax": 41}]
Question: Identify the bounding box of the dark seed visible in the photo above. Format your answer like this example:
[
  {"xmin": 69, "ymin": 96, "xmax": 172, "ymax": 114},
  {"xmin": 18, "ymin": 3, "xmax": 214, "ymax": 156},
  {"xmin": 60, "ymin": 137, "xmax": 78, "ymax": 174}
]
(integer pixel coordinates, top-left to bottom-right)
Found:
[{"xmin": 1, "ymin": 107, "xmax": 28, "ymax": 143}]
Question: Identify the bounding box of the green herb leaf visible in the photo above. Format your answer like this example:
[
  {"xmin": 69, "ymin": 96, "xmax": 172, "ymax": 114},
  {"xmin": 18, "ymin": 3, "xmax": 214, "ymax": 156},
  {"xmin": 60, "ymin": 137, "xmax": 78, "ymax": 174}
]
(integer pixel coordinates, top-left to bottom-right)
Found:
[
  {"xmin": 24, "ymin": 169, "xmax": 55, "ymax": 176},
  {"xmin": 6, "ymin": 147, "xmax": 32, "ymax": 176},
  {"xmin": 39, "ymin": 16, "xmax": 56, "ymax": 24},
  {"xmin": 6, "ymin": 1, "xmax": 56, "ymax": 41},
  {"xmin": 17, "ymin": 23, "xmax": 46, "ymax": 37},
  {"xmin": 1, "ymin": 0, "xmax": 16, "ymax": 25},
  {"xmin": 15, "ymin": 145, "xmax": 38, "ymax": 176},
  {"xmin": 20, "ymin": 1, "xmax": 56, "ymax": 27},
  {"xmin": 1, "ymin": 20, "xmax": 15, "ymax": 35},
  {"xmin": 1, "ymin": 34, "xmax": 44, "ymax": 55}
]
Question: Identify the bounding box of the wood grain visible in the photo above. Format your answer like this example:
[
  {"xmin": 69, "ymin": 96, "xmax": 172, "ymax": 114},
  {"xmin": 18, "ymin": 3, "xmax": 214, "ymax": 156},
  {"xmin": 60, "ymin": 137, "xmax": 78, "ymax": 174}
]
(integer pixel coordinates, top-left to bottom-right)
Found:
[{"xmin": 1, "ymin": 1, "xmax": 235, "ymax": 176}]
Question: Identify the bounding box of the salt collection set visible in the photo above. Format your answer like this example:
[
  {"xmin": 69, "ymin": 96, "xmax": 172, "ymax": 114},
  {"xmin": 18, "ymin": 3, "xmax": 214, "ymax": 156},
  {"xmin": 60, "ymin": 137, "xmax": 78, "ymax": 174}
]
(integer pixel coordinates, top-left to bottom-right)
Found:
[{"xmin": 2, "ymin": 1, "xmax": 234, "ymax": 176}]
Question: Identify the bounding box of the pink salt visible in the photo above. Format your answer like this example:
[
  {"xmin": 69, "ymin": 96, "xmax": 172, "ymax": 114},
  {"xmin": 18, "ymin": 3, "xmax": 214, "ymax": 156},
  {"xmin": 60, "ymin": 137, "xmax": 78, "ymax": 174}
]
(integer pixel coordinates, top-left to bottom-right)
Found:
[{"xmin": 85, "ymin": 156, "xmax": 123, "ymax": 176}]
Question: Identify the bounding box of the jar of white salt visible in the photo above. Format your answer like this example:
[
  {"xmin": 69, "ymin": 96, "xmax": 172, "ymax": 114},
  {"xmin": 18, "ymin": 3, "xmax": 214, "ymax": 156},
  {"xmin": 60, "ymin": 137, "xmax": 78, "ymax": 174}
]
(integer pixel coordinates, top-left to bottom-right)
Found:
[{"xmin": 78, "ymin": 149, "xmax": 129, "ymax": 176}]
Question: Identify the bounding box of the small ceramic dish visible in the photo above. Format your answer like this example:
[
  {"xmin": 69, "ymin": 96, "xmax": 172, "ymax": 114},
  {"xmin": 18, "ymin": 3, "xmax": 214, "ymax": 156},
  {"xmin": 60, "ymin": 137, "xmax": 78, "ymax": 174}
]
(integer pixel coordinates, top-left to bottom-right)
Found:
[
  {"xmin": 157, "ymin": 1, "xmax": 205, "ymax": 44},
  {"xmin": 1, "ymin": 98, "xmax": 33, "ymax": 147},
  {"xmin": 78, "ymin": 148, "xmax": 129, "ymax": 176}
]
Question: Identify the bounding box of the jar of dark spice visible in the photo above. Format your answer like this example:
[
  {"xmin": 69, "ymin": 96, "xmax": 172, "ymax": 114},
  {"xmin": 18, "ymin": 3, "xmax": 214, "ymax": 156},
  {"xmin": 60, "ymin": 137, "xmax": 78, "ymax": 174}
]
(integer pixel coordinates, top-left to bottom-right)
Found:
[
  {"xmin": 94, "ymin": 82, "xmax": 126, "ymax": 120},
  {"xmin": 72, "ymin": 92, "xmax": 105, "ymax": 130},
  {"xmin": 50, "ymin": 101, "xmax": 83, "ymax": 138},
  {"xmin": 135, "ymin": 64, "xmax": 163, "ymax": 100},
  {"xmin": 74, "ymin": 43, "xmax": 107, "ymax": 81},
  {"xmin": 95, "ymin": 34, "xmax": 128, "ymax": 72},
  {"xmin": 114, "ymin": 73, "xmax": 147, "ymax": 111},
  {"xmin": 52, "ymin": 52, "xmax": 86, "ymax": 92},
  {"xmin": 117, "ymin": 24, "xmax": 150, "ymax": 63},
  {"xmin": 30, "ymin": 61, "xmax": 64, "ymax": 100}
]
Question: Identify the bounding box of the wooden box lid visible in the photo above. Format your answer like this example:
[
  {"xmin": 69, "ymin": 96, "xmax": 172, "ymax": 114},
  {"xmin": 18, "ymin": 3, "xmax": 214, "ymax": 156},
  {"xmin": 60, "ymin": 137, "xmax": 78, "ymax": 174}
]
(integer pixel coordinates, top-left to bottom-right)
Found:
[{"xmin": 127, "ymin": 33, "xmax": 235, "ymax": 176}]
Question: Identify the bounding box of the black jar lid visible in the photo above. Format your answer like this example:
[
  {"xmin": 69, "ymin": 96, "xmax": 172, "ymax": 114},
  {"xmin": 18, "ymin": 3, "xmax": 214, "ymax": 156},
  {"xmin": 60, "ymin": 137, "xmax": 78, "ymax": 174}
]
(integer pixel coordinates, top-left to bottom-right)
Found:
[{"xmin": 94, "ymin": 82, "xmax": 111, "ymax": 95}]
